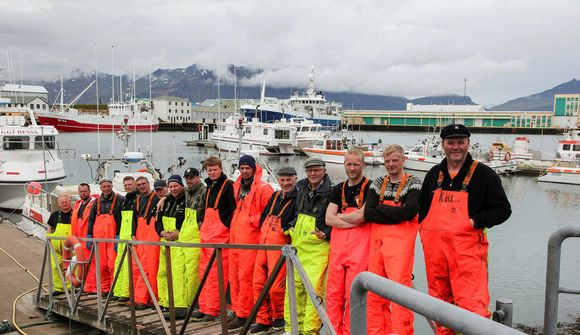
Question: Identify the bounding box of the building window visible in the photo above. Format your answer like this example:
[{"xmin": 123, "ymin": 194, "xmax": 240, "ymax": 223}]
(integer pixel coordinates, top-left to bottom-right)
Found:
[
  {"xmin": 169, "ymin": 109, "xmax": 171, "ymax": 113},
  {"xmin": 37, "ymin": 104, "xmax": 40, "ymax": 109},
  {"xmin": 169, "ymin": 101, "xmax": 171, "ymax": 105},
  {"xmin": 263, "ymin": 129, "xmax": 268, "ymax": 135},
  {"xmin": 43, "ymin": 104, "xmax": 47, "ymax": 110},
  {"xmin": 181, "ymin": 102, "xmax": 184, "ymax": 106},
  {"xmin": 30, "ymin": 104, "xmax": 34, "ymax": 109}
]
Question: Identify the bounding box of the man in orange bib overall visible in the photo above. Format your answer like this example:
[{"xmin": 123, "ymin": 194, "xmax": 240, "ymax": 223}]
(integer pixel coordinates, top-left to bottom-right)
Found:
[
  {"xmin": 132, "ymin": 176, "xmax": 160, "ymax": 310},
  {"xmin": 228, "ymin": 155, "xmax": 274, "ymax": 330},
  {"xmin": 325, "ymin": 149, "xmax": 371, "ymax": 335},
  {"xmin": 250, "ymin": 166, "xmax": 298, "ymax": 334},
  {"xmin": 71, "ymin": 183, "xmax": 95, "ymax": 281},
  {"xmin": 418, "ymin": 124, "xmax": 511, "ymax": 334},
  {"xmin": 194, "ymin": 156, "xmax": 236, "ymax": 322},
  {"xmin": 85, "ymin": 178, "xmax": 124, "ymax": 294},
  {"xmin": 364, "ymin": 144, "xmax": 422, "ymax": 335}
]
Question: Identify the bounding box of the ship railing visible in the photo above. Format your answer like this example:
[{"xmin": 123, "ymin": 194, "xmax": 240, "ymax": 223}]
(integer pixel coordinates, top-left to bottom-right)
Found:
[
  {"xmin": 350, "ymin": 271, "xmax": 525, "ymax": 335},
  {"xmin": 23, "ymin": 181, "xmax": 59, "ymax": 218},
  {"xmin": 37, "ymin": 237, "xmax": 336, "ymax": 335},
  {"xmin": 543, "ymin": 225, "xmax": 580, "ymax": 335}
]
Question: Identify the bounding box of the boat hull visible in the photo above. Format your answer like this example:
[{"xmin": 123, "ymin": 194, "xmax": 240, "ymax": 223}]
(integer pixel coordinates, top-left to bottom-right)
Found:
[
  {"xmin": 36, "ymin": 114, "xmax": 159, "ymax": 132},
  {"xmin": 0, "ymin": 178, "xmax": 64, "ymax": 210},
  {"xmin": 538, "ymin": 168, "xmax": 580, "ymax": 185},
  {"xmin": 404, "ymin": 157, "xmax": 439, "ymax": 172}
]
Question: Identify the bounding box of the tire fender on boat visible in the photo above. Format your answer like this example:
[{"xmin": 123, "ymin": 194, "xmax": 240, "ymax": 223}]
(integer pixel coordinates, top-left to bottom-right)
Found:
[{"xmin": 62, "ymin": 236, "xmax": 86, "ymax": 287}]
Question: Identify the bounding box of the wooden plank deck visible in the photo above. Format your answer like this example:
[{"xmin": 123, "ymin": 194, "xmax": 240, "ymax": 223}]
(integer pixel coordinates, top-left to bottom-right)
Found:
[{"xmin": 37, "ymin": 293, "xmax": 284, "ymax": 335}]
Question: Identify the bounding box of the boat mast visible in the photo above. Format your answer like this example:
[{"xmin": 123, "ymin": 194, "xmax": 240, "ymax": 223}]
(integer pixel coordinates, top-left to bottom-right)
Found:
[{"xmin": 95, "ymin": 44, "xmax": 101, "ymax": 157}]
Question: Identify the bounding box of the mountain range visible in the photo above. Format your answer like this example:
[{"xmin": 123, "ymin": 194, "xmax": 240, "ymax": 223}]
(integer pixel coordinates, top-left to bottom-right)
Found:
[{"xmin": 34, "ymin": 64, "xmax": 578, "ymax": 111}]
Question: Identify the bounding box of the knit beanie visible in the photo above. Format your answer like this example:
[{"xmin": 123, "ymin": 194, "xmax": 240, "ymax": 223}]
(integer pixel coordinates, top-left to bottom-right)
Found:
[
  {"xmin": 239, "ymin": 155, "xmax": 256, "ymax": 171},
  {"xmin": 167, "ymin": 174, "xmax": 184, "ymax": 186}
]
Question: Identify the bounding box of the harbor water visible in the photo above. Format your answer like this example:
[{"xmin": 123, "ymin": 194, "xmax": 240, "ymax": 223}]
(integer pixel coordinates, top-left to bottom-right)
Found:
[{"xmin": 17, "ymin": 130, "xmax": 580, "ymax": 331}]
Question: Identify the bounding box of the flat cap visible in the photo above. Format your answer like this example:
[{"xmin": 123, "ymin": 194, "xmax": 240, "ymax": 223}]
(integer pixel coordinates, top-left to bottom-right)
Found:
[
  {"xmin": 184, "ymin": 167, "xmax": 199, "ymax": 177},
  {"xmin": 153, "ymin": 179, "xmax": 167, "ymax": 190},
  {"xmin": 304, "ymin": 157, "xmax": 326, "ymax": 169},
  {"xmin": 277, "ymin": 166, "xmax": 297, "ymax": 176},
  {"xmin": 440, "ymin": 124, "xmax": 471, "ymax": 139},
  {"xmin": 99, "ymin": 178, "xmax": 113, "ymax": 185}
]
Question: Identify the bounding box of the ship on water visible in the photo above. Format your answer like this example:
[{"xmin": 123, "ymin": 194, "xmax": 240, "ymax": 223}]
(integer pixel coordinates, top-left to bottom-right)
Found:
[
  {"xmin": 240, "ymin": 66, "xmax": 342, "ymax": 128},
  {"xmin": 35, "ymin": 78, "xmax": 159, "ymax": 132}
]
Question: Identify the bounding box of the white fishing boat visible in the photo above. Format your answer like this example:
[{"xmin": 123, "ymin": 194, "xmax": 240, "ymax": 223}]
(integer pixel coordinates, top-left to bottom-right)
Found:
[
  {"xmin": 538, "ymin": 129, "xmax": 580, "ymax": 185},
  {"xmin": 0, "ymin": 106, "xmax": 66, "ymax": 210},
  {"xmin": 211, "ymin": 116, "xmax": 325, "ymax": 155},
  {"xmin": 404, "ymin": 137, "xmax": 443, "ymax": 172},
  {"xmin": 303, "ymin": 137, "xmax": 382, "ymax": 165},
  {"xmin": 404, "ymin": 137, "xmax": 518, "ymax": 175},
  {"xmin": 240, "ymin": 67, "xmax": 342, "ymax": 128},
  {"xmin": 21, "ymin": 120, "xmax": 160, "ymax": 227}
]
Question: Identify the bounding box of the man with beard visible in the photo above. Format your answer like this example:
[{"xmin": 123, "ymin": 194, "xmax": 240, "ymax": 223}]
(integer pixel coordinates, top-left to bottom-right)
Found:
[
  {"xmin": 85, "ymin": 179, "xmax": 124, "ymax": 295},
  {"xmin": 228, "ymin": 155, "xmax": 273, "ymax": 330},
  {"xmin": 418, "ymin": 124, "xmax": 511, "ymax": 335}
]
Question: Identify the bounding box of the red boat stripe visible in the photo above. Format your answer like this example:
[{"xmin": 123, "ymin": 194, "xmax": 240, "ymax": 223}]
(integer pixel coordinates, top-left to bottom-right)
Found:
[{"xmin": 7, "ymin": 172, "xmax": 20, "ymax": 175}]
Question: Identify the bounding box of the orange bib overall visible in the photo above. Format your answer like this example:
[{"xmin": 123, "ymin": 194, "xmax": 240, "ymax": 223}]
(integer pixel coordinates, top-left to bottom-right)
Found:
[
  {"xmin": 133, "ymin": 194, "xmax": 160, "ymax": 305},
  {"xmin": 326, "ymin": 179, "xmax": 370, "ymax": 335},
  {"xmin": 253, "ymin": 191, "xmax": 293, "ymax": 325},
  {"xmin": 419, "ymin": 161, "xmax": 490, "ymax": 335},
  {"xmin": 367, "ymin": 175, "xmax": 418, "ymax": 335},
  {"xmin": 85, "ymin": 194, "xmax": 118, "ymax": 294},
  {"xmin": 198, "ymin": 180, "xmax": 231, "ymax": 316}
]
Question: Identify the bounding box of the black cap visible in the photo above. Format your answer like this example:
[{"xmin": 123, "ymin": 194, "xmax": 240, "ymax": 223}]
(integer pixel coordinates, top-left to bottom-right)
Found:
[
  {"xmin": 440, "ymin": 124, "xmax": 471, "ymax": 139},
  {"xmin": 184, "ymin": 168, "xmax": 199, "ymax": 177},
  {"xmin": 153, "ymin": 179, "xmax": 167, "ymax": 190},
  {"xmin": 277, "ymin": 166, "xmax": 297, "ymax": 176}
]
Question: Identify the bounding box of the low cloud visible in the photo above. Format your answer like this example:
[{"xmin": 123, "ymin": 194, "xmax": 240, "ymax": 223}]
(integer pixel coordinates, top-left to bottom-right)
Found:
[{"xmin": 1, "ymin": 0, "xmax": 579, "ymax": 107}]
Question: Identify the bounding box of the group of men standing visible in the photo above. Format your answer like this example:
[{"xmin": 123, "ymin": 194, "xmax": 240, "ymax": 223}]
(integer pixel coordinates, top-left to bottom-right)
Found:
[{"xmin": 48, "ymin": 123, "xmax": 511, "ymax": 335}]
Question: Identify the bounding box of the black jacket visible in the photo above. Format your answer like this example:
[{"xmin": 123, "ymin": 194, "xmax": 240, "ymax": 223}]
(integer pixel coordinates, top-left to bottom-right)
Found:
[
  {"xmin": 260, "ymin": 187, "xmax": 298, "ymax": 232},
  {"xmin": 418, "ymin": 153, "xmax": 512, "ymax": 229},
  {"xmin": 204, "ymin": 173, "xmax": 236, "ymax": 228},
  {"xmin": 132, "ymin": 192, "xmax": 160, "ymax": 236},
  {"xmin": 291, "ymin": 175, "xmax": 332, "ymax": 240},
  {"xmin": 87, "ymin": 192, "xmax": 124, "ymax": 236},
  {"xmin": 156, "ymin": 192, "xmax": 186, "ymax": 235}
]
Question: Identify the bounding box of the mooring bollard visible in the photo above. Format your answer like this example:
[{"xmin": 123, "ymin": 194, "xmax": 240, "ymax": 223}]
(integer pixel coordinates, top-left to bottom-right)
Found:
[{"xmin": 492, "ymin": 298, "xmax": 514, "ymax": 327}]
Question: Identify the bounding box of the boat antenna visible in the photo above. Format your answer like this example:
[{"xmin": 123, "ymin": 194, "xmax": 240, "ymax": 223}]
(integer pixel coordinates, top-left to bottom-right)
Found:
[
  {"xmin": 149, "ymin": 56, "xmax": 153, "ymax": 161},
  {"xmin": 18, "ymin": 48, "xmax": 25, "ymax": 106},
  {"xmin": 95, "ymin": 43, "xmax": 101, "ymax": 157},
  {"xmin": 111, "ymin": 45, "xmax": 115, "ymax": 157},
  {"xmin": 133, "ymin": 48, "xmax": 137, "ymax": 152},
  {"xmin": 463, "ymin": 78, "xmax": 467, "ymax": 104},
  {"xmin": 111, "ymin": 45, "xmax": 115, "ymax": 103},
  {"xmin": 59, "ymin": 75, "xmax": 64, "ymax": 112},
  {"xmin": 217, "ymin": 54, "xmax": 221, "ymax": 155}
]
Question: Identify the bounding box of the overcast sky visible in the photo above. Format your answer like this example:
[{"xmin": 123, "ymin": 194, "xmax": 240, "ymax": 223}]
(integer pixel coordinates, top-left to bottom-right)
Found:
[{"xmin": 1, "ymin": 0, "xmax": 579, "ymax": 107}]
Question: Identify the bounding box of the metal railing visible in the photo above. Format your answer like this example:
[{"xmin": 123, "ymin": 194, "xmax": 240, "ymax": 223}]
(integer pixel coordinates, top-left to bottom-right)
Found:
[
  {"xmin": 37, "ymin": 236, "xmax": 337, "ymax": 335},
  {"xmin": 350, "ymin": 272, "xmax": 526, "ymax": 335},
  {"xmin": 544, "ymin": 225, "xmax": 580, "ymax": 335}
]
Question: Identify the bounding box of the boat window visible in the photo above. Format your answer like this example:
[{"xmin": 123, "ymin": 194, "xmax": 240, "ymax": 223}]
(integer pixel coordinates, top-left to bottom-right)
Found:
[
  {"xmin": 3, "ymin": 136, "xmax": 29, "ymax": 150},
  {"xmin": 245, "ymin": 127, "xmax": 251, "ymax": 133},
  {"xmin": 562, "ymin": 144, "xmax": 571, "ymax": 151},
  {"xmin": 263, "ymin": 129, "xmax": 268, "ymax": 135},
  {"xmin": 34, "ymin": 136, "xmax": 56, "ymax": 149},
  {"xmin": 573, "ymin": 144, "xmax": 580, "ymax": 151},
  {"xmin": 274, "ymin": 129, "xmax": 290, "ymax": 139}
]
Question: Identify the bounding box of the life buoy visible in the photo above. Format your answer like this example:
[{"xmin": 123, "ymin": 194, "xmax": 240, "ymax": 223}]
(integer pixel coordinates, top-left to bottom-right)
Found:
[
  {"xmin": 137, "ymin": 168, "xmax": 148, "ymax": 172},
  {"xmin": 62, "ymin": 236, "xmax": 87, "ymax": 287},
  {"xmin": 504, "ymin": 152, "xmax": 511, "ymax": 162}
]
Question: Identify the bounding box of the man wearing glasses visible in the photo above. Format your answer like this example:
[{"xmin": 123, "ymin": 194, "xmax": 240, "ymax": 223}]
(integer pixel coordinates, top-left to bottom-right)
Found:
[{"xmin": 284, "ymin": 157, "xmax": 332, "ymax": 335}]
